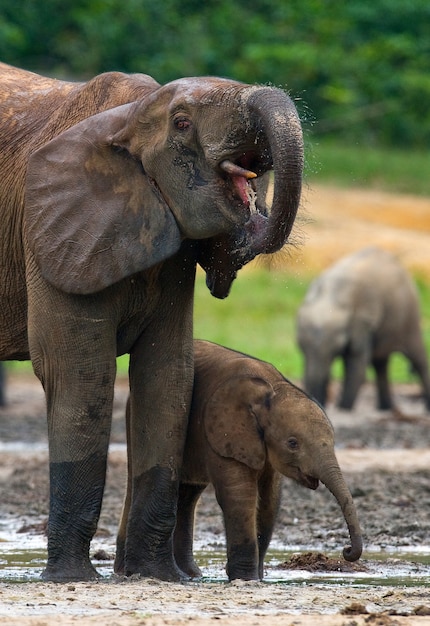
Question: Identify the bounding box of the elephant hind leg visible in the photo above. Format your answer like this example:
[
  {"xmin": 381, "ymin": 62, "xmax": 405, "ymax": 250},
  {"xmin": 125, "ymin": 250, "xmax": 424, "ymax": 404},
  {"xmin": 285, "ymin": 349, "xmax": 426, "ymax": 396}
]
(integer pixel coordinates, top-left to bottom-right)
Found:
[
  {"xmin": 339, "ymin": 349, "xmax": 368, "ymax": 410},
  {"xmin": 403, "ymin": 339, "xmax": 430, "ymax": 411},
  {"xmin": 372, "ymin": 356, "xmax": 393, "ymax": 410},
  {"xmin": 174, "ymin": 482, "xmax": 207, "ymax": 578}
]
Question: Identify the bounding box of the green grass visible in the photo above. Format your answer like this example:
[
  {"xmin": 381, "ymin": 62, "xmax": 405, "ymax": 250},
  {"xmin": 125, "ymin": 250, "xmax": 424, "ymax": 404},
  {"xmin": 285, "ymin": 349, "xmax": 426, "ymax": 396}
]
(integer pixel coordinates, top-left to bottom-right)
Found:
[
  {"xmin": 194, "ymin": 268, "xmax": 430, "ymax": 385},
  {"xmin": 194, "ymin": 268, "xmax": 308, "ymax": 381},
  {"xmin": 4, "ymin": 267, "xmax": 430, "ymax": 386},
  {"xmin": 306, "ymin": 138, "xmax": 430, "ymax": 196}
]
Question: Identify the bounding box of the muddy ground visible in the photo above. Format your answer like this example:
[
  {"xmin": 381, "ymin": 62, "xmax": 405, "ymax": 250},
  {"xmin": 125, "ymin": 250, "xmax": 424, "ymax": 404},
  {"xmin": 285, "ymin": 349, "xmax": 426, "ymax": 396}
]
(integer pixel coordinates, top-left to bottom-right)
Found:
[{"xmin": 1, "ymin": 184, "xmax": 430, "ymax": 625}]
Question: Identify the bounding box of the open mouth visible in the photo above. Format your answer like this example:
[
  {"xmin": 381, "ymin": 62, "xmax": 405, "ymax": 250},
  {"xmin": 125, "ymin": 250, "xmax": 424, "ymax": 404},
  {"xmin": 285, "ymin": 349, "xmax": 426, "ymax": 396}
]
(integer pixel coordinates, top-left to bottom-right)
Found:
[
  {"xmin": 220, "ymin": 149, "xmax": 272, "ymax": 215},
  {"xmin": 220, "ymin": 159, "xmax": 258, "ymax": 209},
  {"xmin": 300, "ymin": 472, "xmax": 319, "ymax": 490}
]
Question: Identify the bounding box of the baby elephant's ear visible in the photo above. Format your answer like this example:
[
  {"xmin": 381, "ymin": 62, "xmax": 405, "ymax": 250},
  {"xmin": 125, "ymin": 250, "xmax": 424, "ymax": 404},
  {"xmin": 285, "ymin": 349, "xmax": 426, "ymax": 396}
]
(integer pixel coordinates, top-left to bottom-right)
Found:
[
  {"xmin": 204, "ymin": 376, "xmax": 273, "ymax": 470},
  {"xmin": 25, "ymin": 104, "xmax": 182, "ymax": 295}
]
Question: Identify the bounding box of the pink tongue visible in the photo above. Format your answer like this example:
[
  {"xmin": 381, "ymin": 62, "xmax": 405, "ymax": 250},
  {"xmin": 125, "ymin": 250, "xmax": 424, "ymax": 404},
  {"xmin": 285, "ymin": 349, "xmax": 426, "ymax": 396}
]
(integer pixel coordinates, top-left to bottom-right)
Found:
[{"xmin": 232, "ymin": 176, "xmax": 249, "ymax": 205}]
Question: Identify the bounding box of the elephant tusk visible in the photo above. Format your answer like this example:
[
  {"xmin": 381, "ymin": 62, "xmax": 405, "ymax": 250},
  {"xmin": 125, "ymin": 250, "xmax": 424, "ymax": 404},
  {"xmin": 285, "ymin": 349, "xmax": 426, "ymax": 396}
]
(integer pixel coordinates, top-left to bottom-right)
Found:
[{"xmin": 220, "ymin": 160, "xmax": 257, "ymax": 179}]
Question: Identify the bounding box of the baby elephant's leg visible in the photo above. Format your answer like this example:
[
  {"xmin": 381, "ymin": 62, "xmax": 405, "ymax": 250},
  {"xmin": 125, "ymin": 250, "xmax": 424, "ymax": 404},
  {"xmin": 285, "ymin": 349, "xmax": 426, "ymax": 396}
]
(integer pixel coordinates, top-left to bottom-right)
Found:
[
  {"xmin": 214, "ymin": 462, "xmax": 260, "ymax": 581},
  {"xmin": 174, "ymin": 483, "xmax": 207, "ymax": 578}
]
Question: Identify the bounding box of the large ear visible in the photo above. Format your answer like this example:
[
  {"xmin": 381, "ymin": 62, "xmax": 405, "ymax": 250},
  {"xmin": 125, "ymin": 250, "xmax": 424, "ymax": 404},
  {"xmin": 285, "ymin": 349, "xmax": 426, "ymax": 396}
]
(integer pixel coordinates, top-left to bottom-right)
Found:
[
  {"xmin": 204, "ymin": 376, "xmax": 274, "ymax": 470},
  {"xmin": 24, "ymin": 103, "xmax": 182, "ymax": 295}
]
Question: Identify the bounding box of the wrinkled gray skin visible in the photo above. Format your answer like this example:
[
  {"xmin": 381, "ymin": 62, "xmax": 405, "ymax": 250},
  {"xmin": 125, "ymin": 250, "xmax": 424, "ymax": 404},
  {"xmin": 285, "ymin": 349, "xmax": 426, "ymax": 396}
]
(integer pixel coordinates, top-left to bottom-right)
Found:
[
  {"xmin": 297, "ymin": 246, "xmax": 430, "ymax": 411},
  {"xmin": 116, "ymin": 340, "xmax": 363, "ymax": 581},
  {"xmin": 0, "ymin": 63, "xmax": 304, "ymax": 581}
]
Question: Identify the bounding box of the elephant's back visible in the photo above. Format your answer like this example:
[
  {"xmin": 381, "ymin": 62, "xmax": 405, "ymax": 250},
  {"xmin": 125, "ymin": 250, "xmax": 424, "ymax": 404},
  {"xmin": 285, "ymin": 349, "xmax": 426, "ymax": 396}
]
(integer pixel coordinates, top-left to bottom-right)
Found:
[
  {"xmin": 193, "ymin": 339, "xmax": 284, "ymax": 399},
  {"xmin": 0, "ymin": 62, "xmax": 74, "ymax": 97},
  {"xmin": 0, "ymin": 64, "xmax": 159, "ymax": 164},
  {"xmin": 302, "ymin": 246, "xmax": 416, "ymax": 308}
]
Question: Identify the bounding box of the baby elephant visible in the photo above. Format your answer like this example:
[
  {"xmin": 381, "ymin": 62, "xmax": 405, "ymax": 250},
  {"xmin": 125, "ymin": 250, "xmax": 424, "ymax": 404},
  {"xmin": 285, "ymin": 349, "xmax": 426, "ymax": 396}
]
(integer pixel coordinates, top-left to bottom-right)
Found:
[
  {"xmin": 297, "ymin": 246, "xmax": 430, "ymax": 411},
  {"xmin": 116, "ymin": 340, "xmax": 363, "ymax": 581}
]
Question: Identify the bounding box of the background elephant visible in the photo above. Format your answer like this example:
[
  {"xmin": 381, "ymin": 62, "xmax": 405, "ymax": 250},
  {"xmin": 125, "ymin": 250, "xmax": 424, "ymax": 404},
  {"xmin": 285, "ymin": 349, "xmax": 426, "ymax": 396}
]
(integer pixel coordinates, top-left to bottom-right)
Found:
[
  {"xmin": 0, "ymin": 63, "xmax": 304, "ymax": 581},
  {"xmin": 116, "ymin": 340, "xmax": 363, "ymax": 581},
  {"xmin": 297, "ymin": 246, "xmax": 430, "ymax": 411}
]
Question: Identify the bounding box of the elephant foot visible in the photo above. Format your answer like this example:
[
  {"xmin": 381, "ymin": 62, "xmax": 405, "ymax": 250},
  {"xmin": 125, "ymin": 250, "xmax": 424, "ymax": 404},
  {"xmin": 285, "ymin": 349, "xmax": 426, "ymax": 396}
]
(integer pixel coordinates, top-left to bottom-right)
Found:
[
  {"xmin": 184, "ymin": 564, "xmax": 203, "ymax": 579},
  {"xmin": 227, "ymin": 562, "xmax": 260, "ymax": 582},
  {"xmin": 125, "ymin": 559, "xmax": 191, "ymax": 582},
  {"xmin": 228, "ymin": 572, "xmax": 260, "ymax": 582},
  {"xmin": 175, "ymin": 560, "xmax": 202, "ymax": 579},
  {"xmin": 226, "ymin": 543, "xmax": 260, "ymax": 581},
  {"xmin": 41, "ymin": 559, "xmax": 101, "ymax": 582}
]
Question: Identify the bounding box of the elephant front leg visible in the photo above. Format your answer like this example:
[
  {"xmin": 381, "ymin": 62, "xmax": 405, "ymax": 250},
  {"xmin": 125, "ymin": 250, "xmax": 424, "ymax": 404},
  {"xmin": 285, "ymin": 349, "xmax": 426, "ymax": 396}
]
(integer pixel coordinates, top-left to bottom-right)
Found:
[
  {"xmin": 124, "ymin": 325, "xmax": 194, "ymax": 581},
  {"xmin": 27, "ymin": 284, "xmax": 116, "ymax": 582},
  {"xmin": 214, "ymin": 462, "xmax": 260, "ymax": 581},
  {"xmin": 40, "ymin": 355, "xmax": 115, "ymax": 582},
  {"xmin": 339, "ymin": 349, "xmax": 368, "ymax": 410},
  {"xmin": 117, "ymin": 406, "xmax": 203, "ymax": 580},
  {"xmin": 45, "ymin": 451, "xmax": 108, "ymax": 581}
]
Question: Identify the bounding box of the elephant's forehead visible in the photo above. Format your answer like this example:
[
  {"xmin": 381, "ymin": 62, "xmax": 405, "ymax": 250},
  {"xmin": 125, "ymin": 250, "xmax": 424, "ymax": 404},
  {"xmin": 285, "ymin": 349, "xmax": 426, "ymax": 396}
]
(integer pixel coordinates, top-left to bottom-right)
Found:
[
  {"xmin": 274, "ymin": 390, "xmax": 334, "ymax": 432},
  {"xmin": 165, "ymin": 77, "xmax": 243, "ymax": 103}
]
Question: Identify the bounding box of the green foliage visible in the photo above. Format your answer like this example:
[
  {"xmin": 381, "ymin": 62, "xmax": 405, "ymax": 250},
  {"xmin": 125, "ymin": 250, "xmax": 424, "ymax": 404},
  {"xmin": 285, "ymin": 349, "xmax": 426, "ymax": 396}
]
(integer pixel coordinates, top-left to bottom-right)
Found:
[{"xmin": 1, "ymin": 0, "xmax": 429, "ymax": 147}]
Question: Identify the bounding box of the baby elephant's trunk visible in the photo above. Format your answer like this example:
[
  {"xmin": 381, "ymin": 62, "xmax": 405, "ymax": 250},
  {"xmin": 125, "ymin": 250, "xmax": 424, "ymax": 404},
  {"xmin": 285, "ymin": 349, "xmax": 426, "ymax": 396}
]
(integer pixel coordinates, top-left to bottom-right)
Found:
[{"xmin": 320, "ymin": 462, "xmax": 363, "ymax": 562}]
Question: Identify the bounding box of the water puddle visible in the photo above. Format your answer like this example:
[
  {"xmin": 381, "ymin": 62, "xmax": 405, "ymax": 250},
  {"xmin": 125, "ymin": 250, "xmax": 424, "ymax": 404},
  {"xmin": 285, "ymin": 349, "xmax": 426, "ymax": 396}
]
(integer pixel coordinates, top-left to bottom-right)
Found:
[
  {"xmin": 0, "ymin": 518, "xmax": 429, "ymax": 587},
  {"xmin": 195, "ymin": 548, "xmax": 430, "ymax": 587}
]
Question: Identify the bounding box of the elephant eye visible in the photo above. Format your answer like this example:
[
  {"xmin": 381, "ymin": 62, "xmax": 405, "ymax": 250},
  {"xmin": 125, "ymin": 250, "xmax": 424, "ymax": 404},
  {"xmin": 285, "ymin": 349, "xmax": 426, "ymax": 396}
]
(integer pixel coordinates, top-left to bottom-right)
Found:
[
  {"xmin": 174, "ymin": 116, "xmax": 192, "ymax": 131},
  {"xmin": 287, "ymin": 437, "xmax": 299, "ymax": 450}
]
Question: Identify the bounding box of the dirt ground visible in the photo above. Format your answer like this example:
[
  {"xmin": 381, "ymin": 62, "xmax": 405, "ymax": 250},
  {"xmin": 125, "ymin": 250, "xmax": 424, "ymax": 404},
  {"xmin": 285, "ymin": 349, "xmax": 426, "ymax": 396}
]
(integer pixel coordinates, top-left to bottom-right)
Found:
[{"xmin": 1, "ymin": 184, "xmax": 430, "ymax": 625}]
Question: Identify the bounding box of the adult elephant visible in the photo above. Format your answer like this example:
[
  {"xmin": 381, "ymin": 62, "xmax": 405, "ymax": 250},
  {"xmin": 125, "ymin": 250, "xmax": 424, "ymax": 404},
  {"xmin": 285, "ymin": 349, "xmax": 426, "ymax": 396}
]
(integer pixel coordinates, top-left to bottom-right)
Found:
[{"xmin": 0, "ymin": 63, "xmax": 304, "ymax": 582}]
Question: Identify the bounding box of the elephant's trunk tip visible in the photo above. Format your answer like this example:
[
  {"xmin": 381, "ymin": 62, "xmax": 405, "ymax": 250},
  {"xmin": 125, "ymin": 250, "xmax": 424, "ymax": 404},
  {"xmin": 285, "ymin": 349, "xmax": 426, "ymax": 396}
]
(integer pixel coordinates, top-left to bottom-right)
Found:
[{"xmin": 342, "ymin": 537, "xmax": 363, "ymax": 562}]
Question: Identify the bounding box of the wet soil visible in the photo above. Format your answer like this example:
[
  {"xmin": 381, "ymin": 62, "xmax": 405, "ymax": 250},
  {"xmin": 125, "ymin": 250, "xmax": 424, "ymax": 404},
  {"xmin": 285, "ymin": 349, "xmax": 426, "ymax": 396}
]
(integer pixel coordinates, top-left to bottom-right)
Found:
[{"xmin": 1, "ymin": 184, "xmax": 430, "ymax": 625}]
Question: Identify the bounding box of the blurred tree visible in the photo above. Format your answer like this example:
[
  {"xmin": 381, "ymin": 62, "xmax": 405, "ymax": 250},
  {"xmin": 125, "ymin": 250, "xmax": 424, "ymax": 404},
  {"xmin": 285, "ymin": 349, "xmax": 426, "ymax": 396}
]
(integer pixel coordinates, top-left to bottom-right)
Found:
[{"xmin": 0, "ymin": 0, "xmax": 429, "ymax": 147}]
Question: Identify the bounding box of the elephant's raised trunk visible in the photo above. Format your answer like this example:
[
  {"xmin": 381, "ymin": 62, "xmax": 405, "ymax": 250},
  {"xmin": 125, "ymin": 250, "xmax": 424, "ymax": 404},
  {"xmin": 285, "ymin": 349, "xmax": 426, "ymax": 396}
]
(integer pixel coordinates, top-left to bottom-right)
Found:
[
  {"xmin": 319, "ymin": 462, "xmax": 363, "ymax": 562},
  {"xmin": 245, "ymin": 86, "xmax": 304, "ymax": 255},
  {"xmin": 199, "ymin": 86, "xmax": 304, "ymax": 300}
]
